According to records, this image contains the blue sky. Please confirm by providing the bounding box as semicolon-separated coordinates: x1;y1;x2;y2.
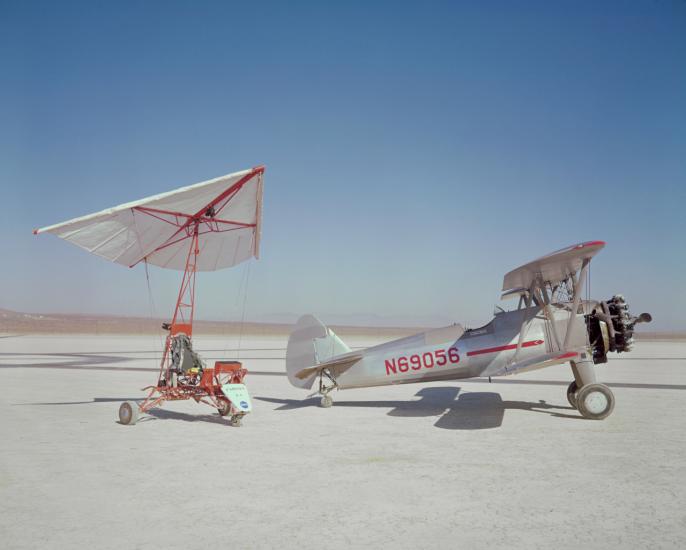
1;1;684;329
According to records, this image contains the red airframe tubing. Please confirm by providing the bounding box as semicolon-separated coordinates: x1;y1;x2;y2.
138;205;251;416
138;167;265;409
153;223;200;387
170;224;200;335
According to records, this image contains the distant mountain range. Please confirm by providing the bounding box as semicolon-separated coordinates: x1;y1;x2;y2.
1;307;678;339
0;307;424;338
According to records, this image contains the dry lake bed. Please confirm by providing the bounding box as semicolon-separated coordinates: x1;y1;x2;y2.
1;333;685;549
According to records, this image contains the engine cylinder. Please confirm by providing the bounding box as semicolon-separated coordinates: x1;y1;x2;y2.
586;294;645;363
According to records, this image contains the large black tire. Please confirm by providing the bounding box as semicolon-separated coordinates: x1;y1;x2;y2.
118;401;139;425
567;381;579;409
576;384;615;420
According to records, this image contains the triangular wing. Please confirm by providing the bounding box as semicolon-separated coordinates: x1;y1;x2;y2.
34;166;264;272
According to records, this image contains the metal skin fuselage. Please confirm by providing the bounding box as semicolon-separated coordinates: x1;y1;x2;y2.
332;305;586;390
287;242;651;421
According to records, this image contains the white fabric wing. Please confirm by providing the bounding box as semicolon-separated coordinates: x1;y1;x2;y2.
502;241;605;292
35;167;264;272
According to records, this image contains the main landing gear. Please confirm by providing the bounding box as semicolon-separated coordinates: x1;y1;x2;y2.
567;360;615;420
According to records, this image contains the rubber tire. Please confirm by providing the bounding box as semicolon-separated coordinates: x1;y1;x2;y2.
567;381;579;409
217;398;231;417
119;401;139;425
230;415;243;427
320;395;333;408
576;384;615;420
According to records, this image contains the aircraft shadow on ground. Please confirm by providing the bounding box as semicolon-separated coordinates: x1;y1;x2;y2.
256;386;581;430
139;408;230;425
20;397;233;426
22;389;580;429
17;397;143;406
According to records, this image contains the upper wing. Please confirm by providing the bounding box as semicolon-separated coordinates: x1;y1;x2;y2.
502;241;605;293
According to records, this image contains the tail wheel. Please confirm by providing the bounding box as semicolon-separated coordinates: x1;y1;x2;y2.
320;395;333;408
217;398;232;417
118;401;139;425
576;384;615;420
566;381;579;409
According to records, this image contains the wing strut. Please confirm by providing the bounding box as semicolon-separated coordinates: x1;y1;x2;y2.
562;258;589;350
535;277;562;351
511;285;534;364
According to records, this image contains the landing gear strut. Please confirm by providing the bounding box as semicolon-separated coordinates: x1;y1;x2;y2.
317;369;337;408
566;381;579;408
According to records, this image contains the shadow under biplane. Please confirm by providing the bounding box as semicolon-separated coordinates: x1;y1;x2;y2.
256;386;580;430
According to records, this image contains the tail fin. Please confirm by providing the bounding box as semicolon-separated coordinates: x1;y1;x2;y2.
286;314;351;389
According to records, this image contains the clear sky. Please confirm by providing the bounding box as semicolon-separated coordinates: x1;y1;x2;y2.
1;1;684;330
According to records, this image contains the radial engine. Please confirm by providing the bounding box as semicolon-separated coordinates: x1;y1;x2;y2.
586;294;652;364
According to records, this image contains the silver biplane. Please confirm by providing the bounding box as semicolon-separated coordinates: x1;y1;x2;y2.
286;241;651;420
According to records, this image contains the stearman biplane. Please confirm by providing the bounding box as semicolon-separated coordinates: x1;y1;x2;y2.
286;241;651;420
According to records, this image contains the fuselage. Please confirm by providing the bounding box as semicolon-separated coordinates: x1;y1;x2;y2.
334;306;588;390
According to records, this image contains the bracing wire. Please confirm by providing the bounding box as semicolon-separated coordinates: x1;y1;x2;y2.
236;260;252;361
144;258;165;367
132;210;163;369
221;252;252;361
587;260;591;307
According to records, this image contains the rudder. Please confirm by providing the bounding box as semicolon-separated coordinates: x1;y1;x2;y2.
286;314;351;389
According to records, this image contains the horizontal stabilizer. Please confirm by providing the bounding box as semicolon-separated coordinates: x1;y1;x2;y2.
295;351;364;380
286;314;353;389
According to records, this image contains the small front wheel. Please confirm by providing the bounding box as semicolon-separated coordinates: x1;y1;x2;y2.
320;395;333;408
229;415;243;427
118;401;139;425
577;384;615;420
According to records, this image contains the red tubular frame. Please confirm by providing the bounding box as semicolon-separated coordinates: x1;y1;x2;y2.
136;166;264;416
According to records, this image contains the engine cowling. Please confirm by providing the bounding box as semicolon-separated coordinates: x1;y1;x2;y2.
585;295;652;364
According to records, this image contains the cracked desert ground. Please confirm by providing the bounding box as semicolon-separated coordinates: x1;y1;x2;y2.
1;333;685;549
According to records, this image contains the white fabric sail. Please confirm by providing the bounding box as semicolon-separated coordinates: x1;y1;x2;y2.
35;167;264;272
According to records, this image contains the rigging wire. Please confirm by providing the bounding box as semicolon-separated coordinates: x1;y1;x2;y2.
587;259;591;307
132;209;163;369
236;259;253;361
143;258;165;368
221;250;252;361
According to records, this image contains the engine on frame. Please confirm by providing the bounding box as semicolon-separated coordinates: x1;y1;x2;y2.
585;294;652;364
164;333;205;386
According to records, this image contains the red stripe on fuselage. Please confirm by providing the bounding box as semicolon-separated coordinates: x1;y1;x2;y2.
467;340;544;357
